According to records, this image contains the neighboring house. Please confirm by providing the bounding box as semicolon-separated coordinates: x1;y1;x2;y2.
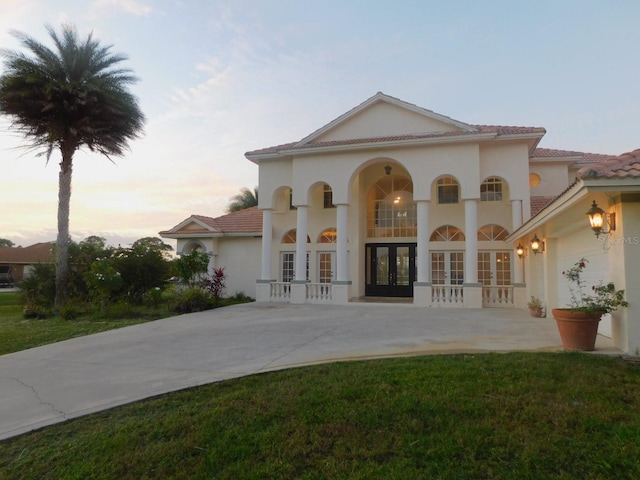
0;242;55;285
160;207;262;297
161;92;639;353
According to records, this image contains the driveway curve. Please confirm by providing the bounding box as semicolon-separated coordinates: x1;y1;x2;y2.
0;302;611;440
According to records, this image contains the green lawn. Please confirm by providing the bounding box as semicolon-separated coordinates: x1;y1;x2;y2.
0;291;174;356
1;353;639;479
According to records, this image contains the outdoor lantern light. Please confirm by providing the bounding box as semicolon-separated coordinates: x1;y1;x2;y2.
586;200;615;238
384;164;392;175
530;234;544;255
516;243;525;259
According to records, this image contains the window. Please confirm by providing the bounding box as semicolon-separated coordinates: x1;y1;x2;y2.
366;175;417;238
280;252;309;282
288;189;296;210
318;228;337;243
480;177;503;201
282;230;311;244
281;252;295;282
430;225;465;241
437;177;459;204
323;185;335;208
477;224;509;241
529;173;541;187
282;230;296;243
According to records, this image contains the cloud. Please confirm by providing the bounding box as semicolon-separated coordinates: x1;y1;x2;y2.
91;0;152;17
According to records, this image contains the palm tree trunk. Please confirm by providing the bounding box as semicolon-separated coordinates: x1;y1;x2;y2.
54;155;73;309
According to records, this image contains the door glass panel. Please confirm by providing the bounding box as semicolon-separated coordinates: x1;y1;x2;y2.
495;251;511;286
396;246;410;286
318;253;333;283
376;247;389;286
431;252;445;285
450;252;464;285
477;252;491;286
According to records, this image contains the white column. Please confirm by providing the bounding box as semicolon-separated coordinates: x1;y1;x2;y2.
295;205;308;281
416;200;430;283
260;209;273;280
512;199;523;230
336;204;349;282
464;199;478;284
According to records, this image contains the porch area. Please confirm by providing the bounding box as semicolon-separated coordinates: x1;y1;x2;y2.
259;281;526;308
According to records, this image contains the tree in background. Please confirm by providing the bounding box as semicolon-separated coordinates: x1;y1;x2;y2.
227;187;258;212
173;250;210;287
0;24;145;308
0;239;15;247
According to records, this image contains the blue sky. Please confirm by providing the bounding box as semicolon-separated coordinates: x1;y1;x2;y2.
1;0;638;248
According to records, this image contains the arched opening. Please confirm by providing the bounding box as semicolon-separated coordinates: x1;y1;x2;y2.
367;174;416;238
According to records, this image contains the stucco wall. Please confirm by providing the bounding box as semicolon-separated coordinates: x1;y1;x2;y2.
216;237;262;297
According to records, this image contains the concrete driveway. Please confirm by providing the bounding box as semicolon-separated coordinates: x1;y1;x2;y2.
0;302;615;441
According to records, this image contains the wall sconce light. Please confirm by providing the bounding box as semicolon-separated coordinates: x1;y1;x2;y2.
516;243;525;259
530;234;544;255
586;200;616;238
384;164;392;175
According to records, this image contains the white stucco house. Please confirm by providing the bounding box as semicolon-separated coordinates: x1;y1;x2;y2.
161;92;640;354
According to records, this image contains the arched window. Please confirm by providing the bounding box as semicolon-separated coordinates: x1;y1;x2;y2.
529;173;541;187
477;224;509;241
367;174;416;238
281;230;310;244
480;177;503;201
318;228;337;243
437;177;459;204
430;225;465;241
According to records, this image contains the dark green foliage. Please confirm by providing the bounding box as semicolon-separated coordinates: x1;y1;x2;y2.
0;24;145;307
227;186;258;212
18;262;56;309
173;250;210;287
111;239;171;304
0;238;15;247
169;287;213;313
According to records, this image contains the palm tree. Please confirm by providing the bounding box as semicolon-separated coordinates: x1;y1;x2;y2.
227;187;258;212
0;24;144;308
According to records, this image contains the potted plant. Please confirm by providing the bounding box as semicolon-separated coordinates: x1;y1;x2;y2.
552;258;628;351
527;296;544;317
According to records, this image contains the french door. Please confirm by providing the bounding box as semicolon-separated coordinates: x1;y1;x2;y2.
431;251;464;285
477;251;511;286
365;243;416;297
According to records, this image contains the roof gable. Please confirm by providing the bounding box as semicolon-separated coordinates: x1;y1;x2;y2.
299;92;475;145
160;207;262;238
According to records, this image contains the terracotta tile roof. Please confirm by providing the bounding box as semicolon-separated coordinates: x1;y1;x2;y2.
530;196;557;217
532;148;611;164
161;206;262;237
246;125;546;157
0;242;55;264
577;148;640;179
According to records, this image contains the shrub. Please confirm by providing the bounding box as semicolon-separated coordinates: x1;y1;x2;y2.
59;302;85;320
170;287;213;314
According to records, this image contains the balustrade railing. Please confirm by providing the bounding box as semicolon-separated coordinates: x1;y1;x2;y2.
270;282;291;301
432;285;464;306
306;282;332;303
482;285;514;307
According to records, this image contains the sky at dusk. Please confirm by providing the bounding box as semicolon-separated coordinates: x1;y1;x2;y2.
0;0;638;250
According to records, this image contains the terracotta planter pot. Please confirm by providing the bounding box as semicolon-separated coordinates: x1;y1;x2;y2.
552;308;603;351
529;307;543;318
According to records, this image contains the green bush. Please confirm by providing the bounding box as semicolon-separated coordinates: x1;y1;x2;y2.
59;302;86;320
170;287;213;314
